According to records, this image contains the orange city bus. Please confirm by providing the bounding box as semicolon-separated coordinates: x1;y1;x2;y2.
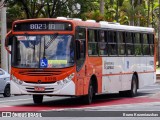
5;17;156;104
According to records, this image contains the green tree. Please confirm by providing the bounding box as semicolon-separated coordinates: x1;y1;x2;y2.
105;0;116;22
5;0;78;18
7;4;25;28
120;1;146;26
3;0;160;30
5;0;45;18
100;0;105;14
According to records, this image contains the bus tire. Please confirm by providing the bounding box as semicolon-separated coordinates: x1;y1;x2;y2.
3;85;11;97
33;95;43;104
127;75;138;97
83;81;94;104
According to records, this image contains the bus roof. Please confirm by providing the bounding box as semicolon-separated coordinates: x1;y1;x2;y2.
13;18;154;33
99;22;154;33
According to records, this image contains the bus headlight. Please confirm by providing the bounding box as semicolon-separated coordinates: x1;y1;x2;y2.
57;81;63;85
12;75;23;85
63;78;70;84
57;73;75;85
63;73;75;84
68;73;75;80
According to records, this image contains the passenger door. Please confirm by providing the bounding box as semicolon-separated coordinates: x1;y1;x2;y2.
76;27;86;95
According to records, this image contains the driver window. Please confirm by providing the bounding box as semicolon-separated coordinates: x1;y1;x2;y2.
76;27;86;71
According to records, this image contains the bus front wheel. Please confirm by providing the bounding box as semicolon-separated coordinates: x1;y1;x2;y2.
83;81;94;104
33;95;43;104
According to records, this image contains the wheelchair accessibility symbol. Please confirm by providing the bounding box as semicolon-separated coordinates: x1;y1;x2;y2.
40;58;48;68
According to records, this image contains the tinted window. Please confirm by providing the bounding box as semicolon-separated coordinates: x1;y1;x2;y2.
149;34;154;56
126;32;134;55
142;34;150;55
108;31;117;55
88;30;98;56
118;32;125;55
134;33;142;55
98;30;108;56
76;28;86;71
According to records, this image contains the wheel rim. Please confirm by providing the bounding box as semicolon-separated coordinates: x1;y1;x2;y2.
89;84;93;103
5;87;10;96
132;80;137;94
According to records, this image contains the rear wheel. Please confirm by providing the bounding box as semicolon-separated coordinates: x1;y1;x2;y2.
119;75;138;97
33;95;43;104
83;81;94;104
3;85;11;97
127;75;138;97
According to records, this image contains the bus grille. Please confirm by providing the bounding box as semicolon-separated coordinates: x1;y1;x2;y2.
19;71;61;76
24;81;56;84
26;87;54;93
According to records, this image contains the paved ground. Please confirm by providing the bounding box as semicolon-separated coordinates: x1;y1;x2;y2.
0;87;160;120
0;83;160;112
0;72;160;119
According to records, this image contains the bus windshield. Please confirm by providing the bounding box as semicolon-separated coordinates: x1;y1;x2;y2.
12;34;74;68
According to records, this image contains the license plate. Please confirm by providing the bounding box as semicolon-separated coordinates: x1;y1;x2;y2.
34;86;45;91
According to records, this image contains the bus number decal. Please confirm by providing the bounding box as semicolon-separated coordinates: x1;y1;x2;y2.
45;77;56;81
30;24;47;30
49;24;55;30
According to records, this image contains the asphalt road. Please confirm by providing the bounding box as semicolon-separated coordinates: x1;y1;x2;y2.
0;82;160;119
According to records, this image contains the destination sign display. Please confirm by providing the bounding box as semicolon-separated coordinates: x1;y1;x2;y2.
13;21;72;31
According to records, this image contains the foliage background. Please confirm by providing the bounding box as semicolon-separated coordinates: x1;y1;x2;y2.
2;0;160;65
4;0;160;33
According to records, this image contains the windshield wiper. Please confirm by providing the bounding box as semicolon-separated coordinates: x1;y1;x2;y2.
43;36;46;59
42;33;59;59
45;33;59;49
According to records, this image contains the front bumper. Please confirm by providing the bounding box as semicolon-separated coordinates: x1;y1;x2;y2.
11;80;75;96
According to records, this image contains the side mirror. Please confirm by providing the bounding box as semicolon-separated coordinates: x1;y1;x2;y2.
5;31;12;54
76;40;81;60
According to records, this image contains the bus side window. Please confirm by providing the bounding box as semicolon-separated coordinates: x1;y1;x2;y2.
108;31;117;56
88;30;98;56
149;34;154;56
126;32;134;55
98;30;108;56
134;33;142;55
142;33;150;55
118;32;125;55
